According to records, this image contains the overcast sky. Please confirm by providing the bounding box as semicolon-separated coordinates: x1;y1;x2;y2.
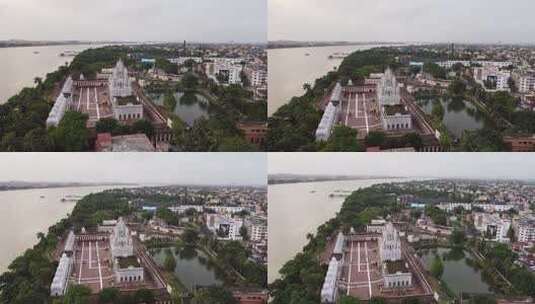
269;153;535;180
0;153;266;186
0;0;266;43
269;0;535;44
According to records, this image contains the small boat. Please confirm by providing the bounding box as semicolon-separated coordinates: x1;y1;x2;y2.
33;51;40;54
305;53;311;56
40;195;45;198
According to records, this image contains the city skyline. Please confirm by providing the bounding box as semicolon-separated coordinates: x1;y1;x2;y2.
0;0;267;43
269;153;535;180
0;153;267;186
269;0;535;44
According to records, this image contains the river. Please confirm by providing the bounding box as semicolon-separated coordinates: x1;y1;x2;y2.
0;185;129;272
268;177;414;283
0;44;107;104
268;44;398;116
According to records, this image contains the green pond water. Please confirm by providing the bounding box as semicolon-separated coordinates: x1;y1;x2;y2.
150;246;223;290
419;247;495;295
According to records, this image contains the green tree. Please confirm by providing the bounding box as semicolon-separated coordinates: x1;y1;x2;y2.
431;101;445;122
403;133;423;151
430;255;444;279
50;111;89;151
95;118;120;135
183;228;199;246
339;295;361;304
218;136;257;152
194;286;237;304
424;62;447;79
134;289;155;304
450;229;466;246
163;91;177;112
131;119;155;139
182;73;199;92
23;128;52;151
99;287;120;303
322;126;362;152
63;284;92;304
366;131;386;147
239;226;248;240
164;252;177;272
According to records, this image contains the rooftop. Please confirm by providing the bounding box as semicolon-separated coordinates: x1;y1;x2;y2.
383;104;409;116
116;95;141;106
111;134;155;152
117;256;141;269
385;260;409;274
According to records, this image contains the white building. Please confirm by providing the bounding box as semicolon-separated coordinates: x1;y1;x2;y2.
64;231;75;254
377;68;401;107
320;257;340;304
380;222;402;262
377;68;412;131
513;73;535;93
50;253;72;296
315;83;342;141
244;65;267;87
46;76;73;128
108;60;143;122
169;205;204;214
110;217;134;258
205;58;244;85
109;59;132;97
516;215;535;243
206;214;243;240
473;66;511;92
245;217;267;242
473;213;511;242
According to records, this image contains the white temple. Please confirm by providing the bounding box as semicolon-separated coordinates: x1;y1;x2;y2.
377;68;401;106
110;217;134;258
377;68;412;131
109;59;133;97
380;222;402;262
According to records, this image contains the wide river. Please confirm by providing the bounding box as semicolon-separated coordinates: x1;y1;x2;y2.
0;185;130;272
268;177;416;283
0;44;107;104
268;44;397;116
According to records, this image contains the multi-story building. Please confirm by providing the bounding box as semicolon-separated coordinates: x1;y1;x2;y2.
516;215;535;243
246;216;267;242
513;72;535;93
473;213;511;242
206;214;243;241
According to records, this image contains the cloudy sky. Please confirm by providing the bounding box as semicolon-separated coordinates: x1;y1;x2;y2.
269;0;535;43
0;153;266;186
0;0;266;43
269;153;535;180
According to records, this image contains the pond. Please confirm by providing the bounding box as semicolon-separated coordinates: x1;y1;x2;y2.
417;98;489;139
149;92;210;126
150;246;223;290
418;247;495;295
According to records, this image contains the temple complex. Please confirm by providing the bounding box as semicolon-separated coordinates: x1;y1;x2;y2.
320;221;433;303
